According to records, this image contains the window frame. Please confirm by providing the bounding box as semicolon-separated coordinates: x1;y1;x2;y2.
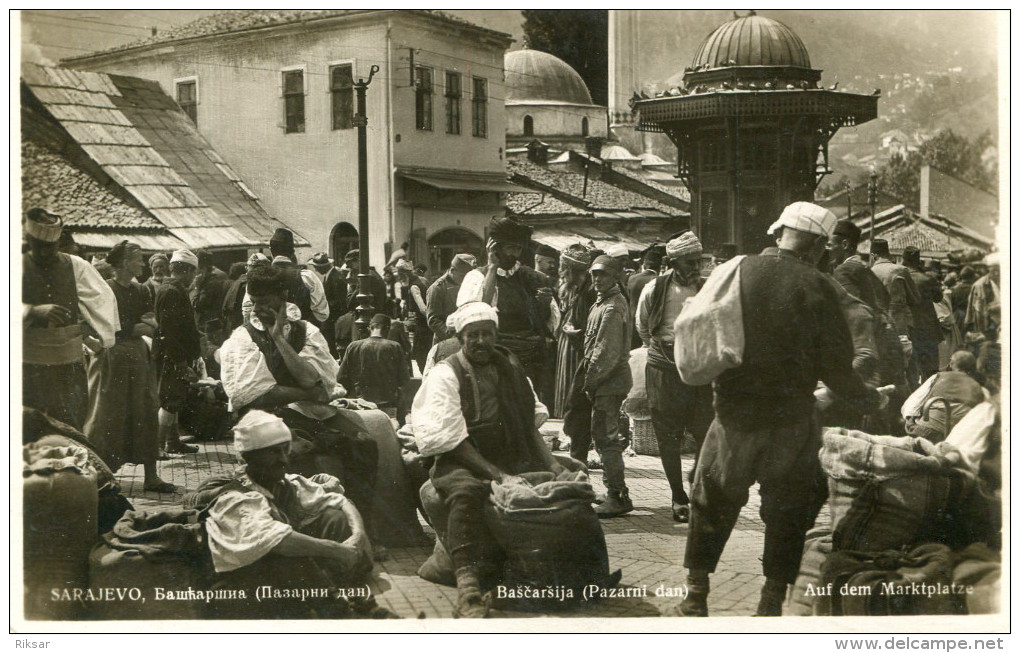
328;60;356;131
174;76;198;125
445;70;462;135
523;114;534;137
414;65;434;132
281;65;307;135
471;76;487;138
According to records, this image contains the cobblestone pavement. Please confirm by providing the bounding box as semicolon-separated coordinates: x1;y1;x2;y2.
119;418;830;620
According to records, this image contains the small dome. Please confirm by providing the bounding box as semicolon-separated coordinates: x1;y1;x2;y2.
692;14;811;70
505;49;593;105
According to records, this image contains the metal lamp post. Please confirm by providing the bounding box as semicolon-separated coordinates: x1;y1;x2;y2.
867;168;878;266
353;65;380;338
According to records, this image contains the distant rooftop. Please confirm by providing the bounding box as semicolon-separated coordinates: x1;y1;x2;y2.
63;10;511;61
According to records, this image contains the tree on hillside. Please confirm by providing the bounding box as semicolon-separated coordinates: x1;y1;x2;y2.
877;129;997;208
522;10;608;106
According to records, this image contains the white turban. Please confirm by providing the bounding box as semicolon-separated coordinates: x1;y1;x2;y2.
606;244;630;259
666;231;703;260
767;202;837;238
451;301;499;333
233;410;292;453
170;249;199;268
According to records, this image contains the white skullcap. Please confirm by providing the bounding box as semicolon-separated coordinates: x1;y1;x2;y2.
170;249;199;268
606;244;630;259
233;410;292;453
666;231;703;260
451;301;499;333
767;202;837;238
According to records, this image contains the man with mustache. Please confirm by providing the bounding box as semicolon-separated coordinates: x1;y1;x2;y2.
411;301;569;618
456;216;555;404
634;231;713;523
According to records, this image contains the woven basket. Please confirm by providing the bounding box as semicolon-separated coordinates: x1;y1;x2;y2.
629;417;659;456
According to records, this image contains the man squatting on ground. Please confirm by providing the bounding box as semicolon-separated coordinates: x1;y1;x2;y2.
411;301;571;618
678;202;890;618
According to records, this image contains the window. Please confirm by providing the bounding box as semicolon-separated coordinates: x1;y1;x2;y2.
330;64;354;130
415;66;433;131
177;80;197;124
523;115;534;137
581;116;589;137
283;70;305;134
445;71;461;135
471;76;487;138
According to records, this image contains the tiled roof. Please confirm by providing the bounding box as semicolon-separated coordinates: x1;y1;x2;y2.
614;167;691;203
507;159;685;216
505;192;590;217
530;220;679;254
22;63;302;250
63;10;509;60
22;139;159;231
853;206;994;256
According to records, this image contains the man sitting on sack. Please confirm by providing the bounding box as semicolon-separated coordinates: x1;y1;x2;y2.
219;264;379;544
199;410;385;619
411;301;571;618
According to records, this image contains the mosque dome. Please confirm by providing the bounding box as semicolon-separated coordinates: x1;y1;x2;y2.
505;49;594;105
691;13;811;70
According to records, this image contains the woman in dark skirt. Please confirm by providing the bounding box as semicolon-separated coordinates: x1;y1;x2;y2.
84;241;173;492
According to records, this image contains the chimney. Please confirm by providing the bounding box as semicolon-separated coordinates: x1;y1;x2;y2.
527;139;549;165
585;136;605;159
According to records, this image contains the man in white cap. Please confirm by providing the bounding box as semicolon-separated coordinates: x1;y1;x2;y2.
198;410;380;618
411;301;570;617
634;230;712;523
22;208;119;429
425;253;477;346
677;201;889;617
154;248;202;455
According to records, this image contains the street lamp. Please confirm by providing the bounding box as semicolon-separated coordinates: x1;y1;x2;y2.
867;168;878;266
353;64;380;338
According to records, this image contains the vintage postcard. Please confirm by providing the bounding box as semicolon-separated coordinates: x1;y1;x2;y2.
11;8;1008;639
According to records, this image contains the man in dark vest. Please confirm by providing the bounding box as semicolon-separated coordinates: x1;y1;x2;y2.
219;265;379;544
456;216;555;404
827;220;891;317
634;231;713;523
22;208;119;429
338;314;410;426
411;301;569;618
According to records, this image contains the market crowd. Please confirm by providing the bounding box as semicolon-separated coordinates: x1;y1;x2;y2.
22;202;1001;619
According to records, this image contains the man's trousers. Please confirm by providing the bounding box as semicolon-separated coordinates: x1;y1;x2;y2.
646;362;713;505
683;412;827;585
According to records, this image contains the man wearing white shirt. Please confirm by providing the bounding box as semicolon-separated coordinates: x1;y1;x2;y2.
411;302;567;618
22;208;119;429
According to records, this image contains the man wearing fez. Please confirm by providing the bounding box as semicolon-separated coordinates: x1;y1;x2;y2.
563;255;634;518
308;252;348;357
154;249;202;455
635;231;712;523
199;410;382;619
678;203;888;618
411;302;569;617
426;253;477;346
457;216;555;401
22;208;118;429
